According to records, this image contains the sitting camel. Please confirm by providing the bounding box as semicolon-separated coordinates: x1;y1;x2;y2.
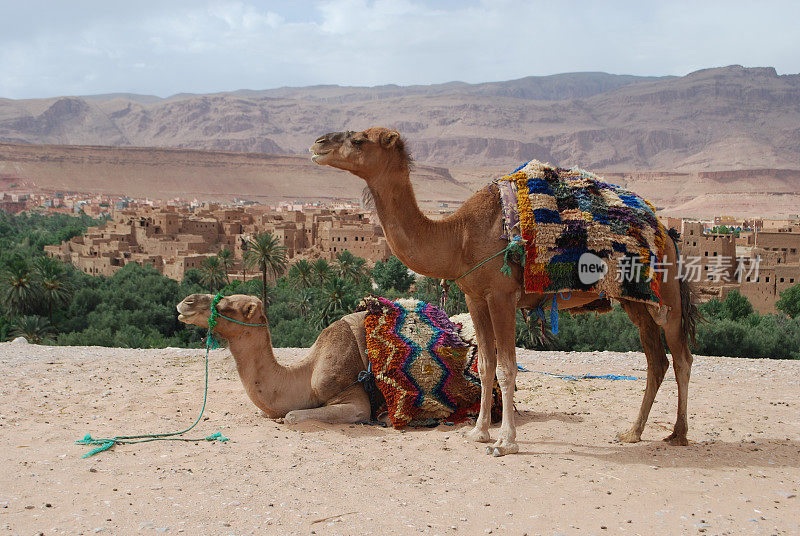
177;293;373;424
310;127;701;456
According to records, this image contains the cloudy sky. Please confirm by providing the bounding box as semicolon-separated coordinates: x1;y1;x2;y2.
2;0;799;99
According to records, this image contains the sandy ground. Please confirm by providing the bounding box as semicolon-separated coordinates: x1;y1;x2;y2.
1;341;799;536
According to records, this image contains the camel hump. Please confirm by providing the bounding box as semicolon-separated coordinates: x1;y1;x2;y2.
340;311;369;369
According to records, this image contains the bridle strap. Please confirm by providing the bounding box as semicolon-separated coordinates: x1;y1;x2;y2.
208;293;269;329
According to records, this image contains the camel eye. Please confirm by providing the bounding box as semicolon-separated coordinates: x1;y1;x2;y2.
351;138;364;147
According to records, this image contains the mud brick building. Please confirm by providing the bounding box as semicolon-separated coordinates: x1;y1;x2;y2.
665;219;800;314
45;205;392;281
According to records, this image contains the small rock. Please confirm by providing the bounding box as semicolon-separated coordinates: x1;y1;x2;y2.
11;336;28;344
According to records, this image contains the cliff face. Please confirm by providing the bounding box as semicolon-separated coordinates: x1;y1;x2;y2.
1;66;798;171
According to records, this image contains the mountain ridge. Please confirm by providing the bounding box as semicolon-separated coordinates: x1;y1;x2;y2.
2;65;799;217
6;65;798;171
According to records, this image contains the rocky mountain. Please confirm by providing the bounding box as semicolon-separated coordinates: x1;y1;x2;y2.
1;66;799;217
2;66;797;172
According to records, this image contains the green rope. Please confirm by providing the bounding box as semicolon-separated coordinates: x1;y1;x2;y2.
75;335;228;457
208;292;269;328
452;236;526;282
75;293;246;458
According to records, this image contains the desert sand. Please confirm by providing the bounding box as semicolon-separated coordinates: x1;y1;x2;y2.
1;340;798;536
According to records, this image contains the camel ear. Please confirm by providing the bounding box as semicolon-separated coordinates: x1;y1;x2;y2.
379;130;401;149
243;302;260;320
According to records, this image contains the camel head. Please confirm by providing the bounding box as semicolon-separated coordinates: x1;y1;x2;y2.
309;127;410;180
177;293;268;339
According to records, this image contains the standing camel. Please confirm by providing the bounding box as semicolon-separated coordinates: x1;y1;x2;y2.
310;127;700;456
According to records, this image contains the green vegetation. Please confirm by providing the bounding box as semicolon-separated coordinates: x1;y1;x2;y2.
2;209;798;359
710;225;741;237
517;289;800;359
372;256;415;294
776;284;800;319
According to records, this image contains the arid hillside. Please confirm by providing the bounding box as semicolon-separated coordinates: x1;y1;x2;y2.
2;65;798;170
0;143;471;209
1;65;799;216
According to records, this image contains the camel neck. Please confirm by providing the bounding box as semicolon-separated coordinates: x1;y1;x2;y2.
226;329;305;418
367;167;463;279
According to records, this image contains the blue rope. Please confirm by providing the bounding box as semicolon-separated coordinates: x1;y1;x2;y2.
530;371;639;381
517;365;638;380
550;295;559;335
511;160;532;173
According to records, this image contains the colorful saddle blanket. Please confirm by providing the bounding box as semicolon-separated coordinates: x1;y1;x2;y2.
356;296;500;428
496;160;668;304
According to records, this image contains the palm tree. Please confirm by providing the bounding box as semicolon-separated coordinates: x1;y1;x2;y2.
312;258;333;286
288;259;314;290
243;278;277;307
244;232;288;309
317;276;350;327
293;288;315;318
240;236;249;282
351;256;368;286
217;248;234;285
334;250;356;279
2;260;39;317
335;251;368;286
199;256;227;293
32;256;73;320
10;315;54;344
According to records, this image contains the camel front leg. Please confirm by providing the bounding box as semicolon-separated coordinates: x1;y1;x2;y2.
463;295;496;444
618;301;669;443
486;294;519;456
284;387;371;425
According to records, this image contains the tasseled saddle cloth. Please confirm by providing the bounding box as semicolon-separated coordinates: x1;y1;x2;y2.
496;160;668;304
356;296;501;428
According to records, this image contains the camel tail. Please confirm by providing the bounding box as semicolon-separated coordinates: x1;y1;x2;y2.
668;227;702;347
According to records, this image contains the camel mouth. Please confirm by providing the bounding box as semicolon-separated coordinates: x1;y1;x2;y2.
309;147;331;164
177;311;201;324
176;302;206;324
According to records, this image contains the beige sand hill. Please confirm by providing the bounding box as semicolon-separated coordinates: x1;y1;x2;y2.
1;341;798;535
0;143;471;210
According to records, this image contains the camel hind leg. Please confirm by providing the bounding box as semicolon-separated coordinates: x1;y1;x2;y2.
662;305;694;445
617;300;669;443
283;385;371;425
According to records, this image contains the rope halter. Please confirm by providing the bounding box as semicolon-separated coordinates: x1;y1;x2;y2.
208;292;269;329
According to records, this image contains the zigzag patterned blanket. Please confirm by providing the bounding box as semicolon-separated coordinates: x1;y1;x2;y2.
356;296;500;428
497;160;668;303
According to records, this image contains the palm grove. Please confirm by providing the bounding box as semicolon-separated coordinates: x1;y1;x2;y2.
2;210;799;358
